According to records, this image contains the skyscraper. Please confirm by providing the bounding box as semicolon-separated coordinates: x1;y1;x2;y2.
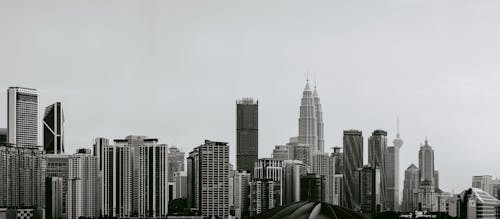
43;102;64;154
236;98;258;173
313;153;335;205
249;158;283;216
7;87;38;147
0;145;46;208
419;139;435;184
368;129;388;211
401;164;419;212
46;177;63;219
282;160;307;205
234;170;251;219
313;85;324;153
342;130;363;209
187;140;230;218
300;173;325;202
67;149;98;219
358;165;382;219
93;137;109;216
298;80;318;157
167;146;185;182
46;154;70;218
103;143;131;217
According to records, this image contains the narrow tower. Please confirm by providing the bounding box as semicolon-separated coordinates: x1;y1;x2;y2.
298;79;318;156
313;85;324;153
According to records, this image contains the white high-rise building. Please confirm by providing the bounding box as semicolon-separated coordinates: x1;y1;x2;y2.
187;140;230;218
67;149;98;219
103;144;131;217
313;85;324;153
419;139;435;184
7;87;38;147
93;137;109;216
234;170;251;219
312;153;335;205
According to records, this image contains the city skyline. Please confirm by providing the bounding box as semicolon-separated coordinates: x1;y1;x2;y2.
2;0;500;197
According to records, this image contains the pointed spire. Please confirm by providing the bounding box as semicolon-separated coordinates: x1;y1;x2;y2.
396;117;400;138
304;69;311;91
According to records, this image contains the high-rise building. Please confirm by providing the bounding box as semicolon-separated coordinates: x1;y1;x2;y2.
272;145;289;160
0;145;46;208
46;177;64;219
342;130;363;209
174;171;188;199
187;140;230;218
93;137;109;216
7;87;39;148
236;98;258;173
138;141;169;217
103;136;168;217
282;160;307;205
401;164;419;212
234;170;251;219
313;86;324;153
417;180;438;212
358;165;381;219
312;153;335;205
43;102;64;154
167;146;185;182
103;143;131;217
300;173;325;202
368;129;388;211
472;175;494;196
0;128;7;144
419;139;435;184
67;149;98;219
46;154;70;218
249;158;283;216
286;141;311;166
332;147;343;174
298;80;318;158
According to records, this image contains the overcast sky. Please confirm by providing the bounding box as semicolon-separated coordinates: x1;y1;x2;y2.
1;0;500;194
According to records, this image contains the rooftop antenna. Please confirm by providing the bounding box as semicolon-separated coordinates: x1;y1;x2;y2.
397;116;400;138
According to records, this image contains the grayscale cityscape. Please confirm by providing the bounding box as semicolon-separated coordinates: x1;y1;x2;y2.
1;1;500;219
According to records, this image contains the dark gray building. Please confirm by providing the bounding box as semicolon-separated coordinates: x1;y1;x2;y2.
368;129;388;211
236;98;258;173
43;102;64;154
0;128;6;144
342;130;363;210
358;165;381;219
300;173;325;202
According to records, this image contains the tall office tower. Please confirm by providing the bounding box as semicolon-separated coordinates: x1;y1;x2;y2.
187;140;230;218
138;141;169;217
368;129;388;211
112;135;152;215
313;153;336;204
46;177;63;219
0;128;7;144
300;173;325;202
417;180;438;212
313;86;325;153
174;171;188;199
386;146;397;211
272;145;289;160
234;171;251;219
93;137;109;216
282;160;307;205
167;146;185;182
236;98;258;173
332;147;343;174
0;146;46;208
434;170;440;189
401;164;420;212
298;80;318;158
43;102;64;154
103;144;131;217
46;154;70;218
334;174;343;205
67;149;98;219
7;87;38;147
358;165;382;219
472;175;494;195
342;130;363;209
419;139;435;183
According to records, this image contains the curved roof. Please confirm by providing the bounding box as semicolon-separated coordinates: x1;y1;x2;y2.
253;201;367;219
